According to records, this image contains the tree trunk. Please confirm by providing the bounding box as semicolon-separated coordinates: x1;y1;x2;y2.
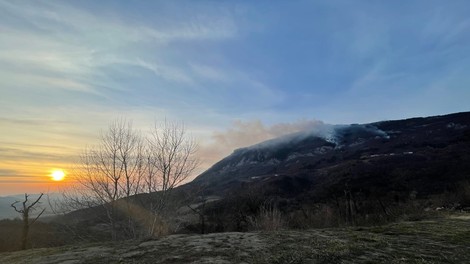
200;214;205;234
21;214;29;250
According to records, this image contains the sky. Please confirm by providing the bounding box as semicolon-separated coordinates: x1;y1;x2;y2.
1;0;469;195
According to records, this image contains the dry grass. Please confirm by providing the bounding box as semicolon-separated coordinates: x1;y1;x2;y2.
248;203;284;231
1;214;469;264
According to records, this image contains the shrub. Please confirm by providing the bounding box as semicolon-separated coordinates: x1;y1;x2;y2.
248;202;284;231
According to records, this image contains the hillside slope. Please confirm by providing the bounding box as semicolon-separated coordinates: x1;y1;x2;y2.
170;112;470;231
192;111;470;201
1;215;469;264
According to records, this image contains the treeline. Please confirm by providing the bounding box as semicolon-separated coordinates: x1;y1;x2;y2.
183;179;470;234
0;219;69;252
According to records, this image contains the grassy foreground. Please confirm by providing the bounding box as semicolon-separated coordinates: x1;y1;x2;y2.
1;215;469;264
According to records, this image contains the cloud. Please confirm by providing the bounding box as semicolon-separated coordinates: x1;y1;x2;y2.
134;59;195;84
0;147;77;163
0;0;285;136
0;0;239;99
0;169;19;177
0;1;237;44
0;117;70;126
0;0;286;124
190;63;230;82
197;119;324;171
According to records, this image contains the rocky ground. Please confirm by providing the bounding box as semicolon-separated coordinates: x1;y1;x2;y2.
1;215;469;264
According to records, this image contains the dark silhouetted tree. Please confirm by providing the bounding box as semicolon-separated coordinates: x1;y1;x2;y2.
11;193;45;250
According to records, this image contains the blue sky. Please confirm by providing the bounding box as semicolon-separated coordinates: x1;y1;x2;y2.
0;0;469;194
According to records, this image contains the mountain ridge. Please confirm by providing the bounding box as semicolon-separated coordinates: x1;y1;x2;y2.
186;111;470;227
193;111;469;187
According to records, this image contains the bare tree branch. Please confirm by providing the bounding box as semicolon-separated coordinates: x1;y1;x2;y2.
30;208;46;225
10;193;45;250
61;118;199;239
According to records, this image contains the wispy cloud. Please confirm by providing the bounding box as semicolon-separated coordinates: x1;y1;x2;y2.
0;0;239;99
190;63;230;83
133;59;195;84
0;147;77;163
0;0;286;120
0;169;20;177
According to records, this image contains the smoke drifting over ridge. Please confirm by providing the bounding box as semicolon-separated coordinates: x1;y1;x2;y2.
196;119;392;174
213;119;326;148
244;123;342;151
198;119;327;171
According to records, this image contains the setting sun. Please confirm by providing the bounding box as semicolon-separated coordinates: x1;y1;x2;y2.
50;170;65;181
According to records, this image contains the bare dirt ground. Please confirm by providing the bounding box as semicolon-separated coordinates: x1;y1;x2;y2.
1;215;469;264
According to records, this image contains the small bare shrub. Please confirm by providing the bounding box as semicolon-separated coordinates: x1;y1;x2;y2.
249;202;284;231
289;204;341;229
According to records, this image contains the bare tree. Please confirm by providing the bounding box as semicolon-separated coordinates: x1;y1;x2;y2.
67;119;145;239
63;119;199;239
146;120;199;212
144;120;199;236
11;193;45;250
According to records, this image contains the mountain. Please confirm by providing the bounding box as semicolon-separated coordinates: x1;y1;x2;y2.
186;112;470;230
194;111;470;195
0;196;18;219
0;193;62;220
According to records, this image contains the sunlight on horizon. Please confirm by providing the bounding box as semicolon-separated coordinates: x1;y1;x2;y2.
50;169;66;181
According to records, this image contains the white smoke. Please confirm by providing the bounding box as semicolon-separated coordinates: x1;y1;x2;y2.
198;119;390;173
198;119;327;170
245;123;342;150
